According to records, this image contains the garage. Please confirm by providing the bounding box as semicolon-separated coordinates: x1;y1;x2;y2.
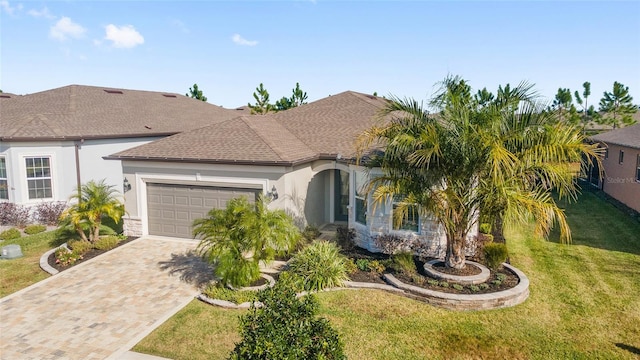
146;183;259;238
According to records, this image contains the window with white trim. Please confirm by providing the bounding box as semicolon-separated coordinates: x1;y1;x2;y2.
392;197;419;232
25;157;52;199
354;171;367;225
636;154;640;182
0;157;7;200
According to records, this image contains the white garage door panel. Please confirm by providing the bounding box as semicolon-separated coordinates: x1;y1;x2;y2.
147;183;259;238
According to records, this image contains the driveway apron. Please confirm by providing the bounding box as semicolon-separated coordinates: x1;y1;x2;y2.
0;237;207;360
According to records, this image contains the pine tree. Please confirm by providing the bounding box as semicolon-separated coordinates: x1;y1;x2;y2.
186;83;207;102
248;83;275;114
598;81;636;128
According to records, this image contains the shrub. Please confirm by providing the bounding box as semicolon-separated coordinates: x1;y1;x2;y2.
24;224;47;235
229;276;346;360
479;283;490;290
94;235;120;250
390;251;417;275
55;247;83;267
374;233;413;254
335;225;355;251
302;225;321;242
492;280;502;286
469;285;480;292
67;240;93;254
0;203;31;227
484;243;509;270
479;222;492;234
355;258;370;272
33;202;67;226
288;241;349;291
0;228;21;240
427;279;439;286
344;258;358;274
203;284;258;304
439;281;450;288
367;260;386;274
452;284;464;291
496;273;507;282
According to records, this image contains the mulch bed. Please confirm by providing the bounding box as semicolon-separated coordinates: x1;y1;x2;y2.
47;236;138;272
343;246;519;295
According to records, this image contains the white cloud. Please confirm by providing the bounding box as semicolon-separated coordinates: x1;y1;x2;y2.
28;6;55;19
0;1;22;15
92;39;102;46
104;24;144;48
232;33;258;47
50;17;86;41
171;19;189;34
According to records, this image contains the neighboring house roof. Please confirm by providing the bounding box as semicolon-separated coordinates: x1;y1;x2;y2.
108;91;390;166
0;85;242;141
590;123;640;150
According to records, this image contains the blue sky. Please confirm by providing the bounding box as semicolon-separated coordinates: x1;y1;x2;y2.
1;1;639;108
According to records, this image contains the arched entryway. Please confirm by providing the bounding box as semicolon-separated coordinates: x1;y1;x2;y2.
304;168;350;226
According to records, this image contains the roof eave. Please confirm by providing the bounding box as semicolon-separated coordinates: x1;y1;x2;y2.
0;132;179;142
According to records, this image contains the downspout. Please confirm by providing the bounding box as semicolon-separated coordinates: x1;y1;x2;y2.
75;139;83;196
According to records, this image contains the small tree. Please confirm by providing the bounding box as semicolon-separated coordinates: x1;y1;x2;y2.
59;180;124;243
193;196;300;287
248;83;275;114
598;81;636;128
186;83;207;102
229;274;346;360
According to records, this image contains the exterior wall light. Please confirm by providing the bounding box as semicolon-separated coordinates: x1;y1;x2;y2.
123;178;132;193
268;185;278;200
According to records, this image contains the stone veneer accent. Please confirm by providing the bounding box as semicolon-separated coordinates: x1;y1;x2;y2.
353;216;477;259
123;216;143;237
383;263;530;311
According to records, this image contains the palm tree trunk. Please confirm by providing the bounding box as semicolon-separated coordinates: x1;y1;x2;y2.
492;213;506;244
92;221;101;242
76;227;89;243
445;226;466;269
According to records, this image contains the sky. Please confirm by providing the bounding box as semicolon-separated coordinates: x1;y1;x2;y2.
1;1;639;109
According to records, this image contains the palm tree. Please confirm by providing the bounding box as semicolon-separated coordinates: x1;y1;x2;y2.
60;179;125;242
358;76;601;269
193;195;300;287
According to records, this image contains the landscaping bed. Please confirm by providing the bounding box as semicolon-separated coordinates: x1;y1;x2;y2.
46;236;138;272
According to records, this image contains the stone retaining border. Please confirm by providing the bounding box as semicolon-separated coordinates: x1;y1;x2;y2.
423;259;490;285
384;263;529;311
197;280;406;309
39;243;69;275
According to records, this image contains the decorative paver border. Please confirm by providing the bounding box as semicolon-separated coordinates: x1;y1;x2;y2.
383;263;529;311
39;243;68;275
423;259;490;285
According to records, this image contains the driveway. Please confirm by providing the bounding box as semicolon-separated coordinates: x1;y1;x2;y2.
0;236;214;360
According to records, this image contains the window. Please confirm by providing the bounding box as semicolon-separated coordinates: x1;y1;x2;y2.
25;157;52;199
0;157;7;200
619;150;624;164
354;171;367;225
636;155;640;182
392;201;419;232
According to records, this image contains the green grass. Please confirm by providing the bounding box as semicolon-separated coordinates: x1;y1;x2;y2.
134;191;640;359
0;230;58;297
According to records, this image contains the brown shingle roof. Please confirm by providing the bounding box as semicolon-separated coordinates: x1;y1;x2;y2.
109;91;389;166
590;123;640;150
0;85;241;140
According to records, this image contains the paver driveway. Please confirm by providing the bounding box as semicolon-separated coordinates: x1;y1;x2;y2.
0;236;211;360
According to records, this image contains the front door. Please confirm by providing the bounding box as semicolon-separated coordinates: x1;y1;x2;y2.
334;170;349;222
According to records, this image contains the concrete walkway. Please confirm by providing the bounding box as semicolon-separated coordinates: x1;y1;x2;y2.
0;236;214;360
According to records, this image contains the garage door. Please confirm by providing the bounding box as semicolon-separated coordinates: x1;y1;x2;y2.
147;183;259;238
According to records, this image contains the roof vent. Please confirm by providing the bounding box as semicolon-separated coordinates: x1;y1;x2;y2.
104;89;124;94
145;125;152;129
366;95;376;100
162;94;177;98
0;95;10;98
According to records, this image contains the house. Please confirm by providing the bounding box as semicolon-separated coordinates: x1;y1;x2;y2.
589;123;640;213
107;91;454;256
0;85;245;206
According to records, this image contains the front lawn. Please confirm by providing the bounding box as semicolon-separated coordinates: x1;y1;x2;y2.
134;191;640;359
0;230;58;297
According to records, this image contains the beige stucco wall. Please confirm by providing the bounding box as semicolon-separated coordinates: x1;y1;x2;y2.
601;144;640;213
